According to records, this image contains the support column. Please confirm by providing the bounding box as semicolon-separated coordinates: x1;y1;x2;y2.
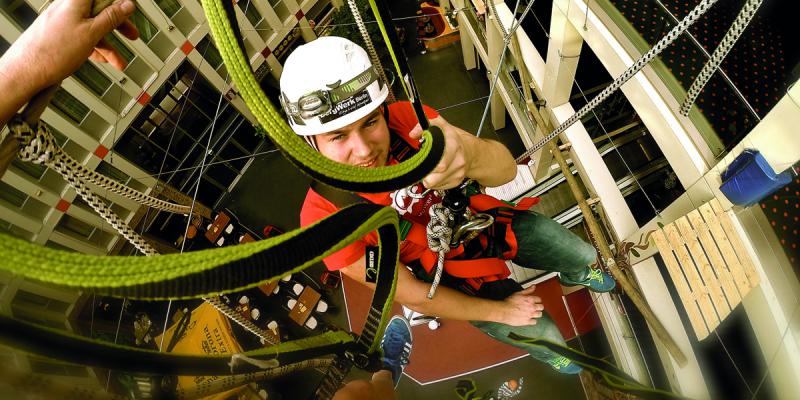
532;0;583;181
460;20;477;70
486;5;506;131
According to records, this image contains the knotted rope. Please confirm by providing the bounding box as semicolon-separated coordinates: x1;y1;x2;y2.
10;117;192;215
9;117;278;345
426;203;454;299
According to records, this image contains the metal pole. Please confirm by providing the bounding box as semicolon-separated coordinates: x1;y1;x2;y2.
548;141;687;366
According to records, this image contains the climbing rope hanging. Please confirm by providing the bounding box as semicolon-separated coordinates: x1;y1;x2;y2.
679;0;764;116
346;0;396;103
515;0;721;163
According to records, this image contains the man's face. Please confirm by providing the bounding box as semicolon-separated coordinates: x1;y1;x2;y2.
314;107;390;168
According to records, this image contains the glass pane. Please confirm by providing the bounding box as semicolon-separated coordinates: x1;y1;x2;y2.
45;240;74;252
0;36;9;56
0;180;26;207
44;122;69;146
51;89;89;123
106;34;135;63
130;9;158;43
12;289;70;313
73;63;112;96
269;0;290;22
11;158;46;180
155;0;181;18
0;0;37;29
96;161;131;184
56;214;95;238
196;37;223;70
239;0;262;27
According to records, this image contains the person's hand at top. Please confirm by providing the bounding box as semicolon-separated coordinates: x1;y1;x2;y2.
2;0;139;91
408;115;517;190
0;0;139;177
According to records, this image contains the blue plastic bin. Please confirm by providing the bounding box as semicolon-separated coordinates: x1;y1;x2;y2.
719;149;793;207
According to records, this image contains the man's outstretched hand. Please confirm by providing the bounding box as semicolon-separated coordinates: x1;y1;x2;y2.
498;285;545;327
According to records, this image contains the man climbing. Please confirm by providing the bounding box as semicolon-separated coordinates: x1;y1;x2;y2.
281;36;616;375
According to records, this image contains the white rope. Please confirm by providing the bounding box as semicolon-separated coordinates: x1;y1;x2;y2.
679;0;763;116
9;119;192;214
516;0;720;163
426;203;454;299
9;118;277;345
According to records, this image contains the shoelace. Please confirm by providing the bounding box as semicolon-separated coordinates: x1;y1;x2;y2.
381;332;411;363
587;268;605;284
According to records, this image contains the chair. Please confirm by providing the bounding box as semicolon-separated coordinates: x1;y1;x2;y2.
267;320;279;332
281;274;292;282
316;300;329;313
292;283;305;296
272;285;280;295
286;298;297;310
305;316;318;330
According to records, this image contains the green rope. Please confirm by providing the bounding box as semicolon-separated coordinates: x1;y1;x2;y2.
0;204;396;299
507;333;687;399
0;313;353;376
201;0;444;192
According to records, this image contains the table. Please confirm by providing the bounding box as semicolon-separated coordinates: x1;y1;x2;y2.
205;212;230;243
289;286;321;326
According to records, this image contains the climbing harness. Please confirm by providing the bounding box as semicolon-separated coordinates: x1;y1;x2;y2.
516;0;721;163
679;0;764;116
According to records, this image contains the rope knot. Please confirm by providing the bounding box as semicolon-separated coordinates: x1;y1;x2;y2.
10;117;57;165
426;203;454;299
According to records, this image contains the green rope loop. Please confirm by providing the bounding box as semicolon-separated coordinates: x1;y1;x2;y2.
201;0;444;193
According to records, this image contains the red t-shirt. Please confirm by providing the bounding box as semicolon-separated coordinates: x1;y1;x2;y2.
300;101;440;271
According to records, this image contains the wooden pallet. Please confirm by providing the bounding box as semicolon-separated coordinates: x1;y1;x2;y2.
651;198;760;340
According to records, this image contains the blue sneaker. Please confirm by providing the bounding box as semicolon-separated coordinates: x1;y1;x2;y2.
380;316;413;388
545;356;583;374
559;268;616;293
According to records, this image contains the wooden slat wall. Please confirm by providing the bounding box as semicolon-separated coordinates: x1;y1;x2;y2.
651;199;760;340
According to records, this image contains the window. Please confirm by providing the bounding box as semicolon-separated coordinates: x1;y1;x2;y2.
45;240;74;252
11;160;46;180
96;161;131;184
269;0;290;22
105;34;135;64
0;180;27;207
73;62;112;96
155;0;181;18
1;36;9;56
196;37;224;70
0;0;37;29
130;9;158;43
51;89;90;123
12;289;71;313
239;0;263;27
56;214;96;238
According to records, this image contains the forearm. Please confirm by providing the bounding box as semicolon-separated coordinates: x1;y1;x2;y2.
0;48;44;128
395;267;505;323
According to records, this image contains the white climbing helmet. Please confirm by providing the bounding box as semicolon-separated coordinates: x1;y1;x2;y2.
279;36;388;136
